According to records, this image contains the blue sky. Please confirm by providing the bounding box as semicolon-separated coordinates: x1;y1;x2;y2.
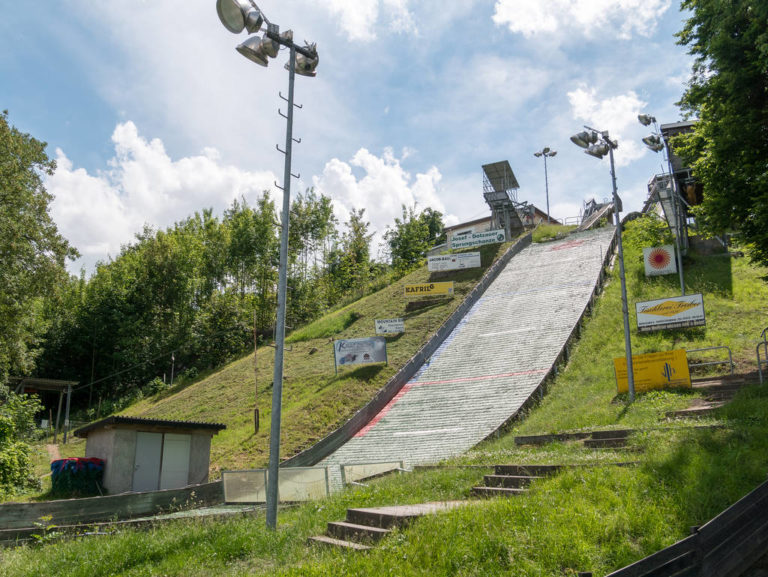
1;1;693;272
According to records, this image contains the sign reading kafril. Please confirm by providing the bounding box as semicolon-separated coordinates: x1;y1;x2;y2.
375;318;404;334
334;337;387;367
449;229;506;250
635;294;706;332
404;282;454;297
428;252;481;272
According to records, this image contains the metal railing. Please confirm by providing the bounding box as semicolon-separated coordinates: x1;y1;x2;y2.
686;346;734;376
758;328;768;384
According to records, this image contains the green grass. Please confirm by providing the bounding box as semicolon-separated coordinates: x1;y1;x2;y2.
532;224;577;243
6;222;768;576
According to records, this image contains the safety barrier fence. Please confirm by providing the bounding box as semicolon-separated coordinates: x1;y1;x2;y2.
602;478;768;577
222;467;330;503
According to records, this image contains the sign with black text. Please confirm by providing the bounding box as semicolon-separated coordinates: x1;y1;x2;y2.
636;294;706;332
428;252;481;272
449;229;506;250
375;318;404;334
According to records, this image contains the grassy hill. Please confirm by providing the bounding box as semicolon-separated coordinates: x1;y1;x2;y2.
117;240;517;473
6;222;768;576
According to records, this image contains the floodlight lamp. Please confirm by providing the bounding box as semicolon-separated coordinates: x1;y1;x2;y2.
637;114;656;127
287;43;319;77
237;35;269;66
542;147;551;154
534;152;543;157
585;143;610;159
570;130;597;149
549;150;557;157
642;134;662;148
217;0;264;34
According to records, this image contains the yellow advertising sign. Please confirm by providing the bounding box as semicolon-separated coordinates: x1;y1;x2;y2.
404;282;454;297
614;349;691;394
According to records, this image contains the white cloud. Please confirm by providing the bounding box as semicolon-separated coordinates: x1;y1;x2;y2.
493;0;671;39
324;0;415;41
312;148;451;257
48;122;276;272
567;86;647;166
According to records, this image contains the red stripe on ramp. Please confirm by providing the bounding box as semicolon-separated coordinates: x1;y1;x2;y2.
353;368;548;438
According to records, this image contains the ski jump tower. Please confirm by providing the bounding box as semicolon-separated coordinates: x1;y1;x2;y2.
482;160;526;240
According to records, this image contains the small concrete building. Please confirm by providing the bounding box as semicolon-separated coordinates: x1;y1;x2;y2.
74;416;226;494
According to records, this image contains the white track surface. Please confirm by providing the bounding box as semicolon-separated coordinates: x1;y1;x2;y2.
321;227;616;487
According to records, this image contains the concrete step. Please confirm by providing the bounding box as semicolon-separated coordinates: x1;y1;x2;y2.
483;474;540;488
514;432;592;446
590;429;632;440
584;437;628;449
472;486;527;498
327;521;391;543
666;402;725;419
307;535;372;551
346;502;465;530
495;464;562;477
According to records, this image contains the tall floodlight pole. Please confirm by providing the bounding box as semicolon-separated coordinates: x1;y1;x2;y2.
216;0;319;529
570;126;635;401
534;147;557;224
639;114;686;295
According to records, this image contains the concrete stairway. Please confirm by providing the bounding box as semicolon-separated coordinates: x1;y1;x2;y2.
308;502;465;551
471;464;560;498
665;374;754;419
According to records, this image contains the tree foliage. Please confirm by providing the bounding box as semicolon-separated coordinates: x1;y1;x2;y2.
384;205;444;275
0;111;77;385
674;0;768;268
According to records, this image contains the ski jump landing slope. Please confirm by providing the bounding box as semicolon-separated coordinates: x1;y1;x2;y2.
321;226;616;478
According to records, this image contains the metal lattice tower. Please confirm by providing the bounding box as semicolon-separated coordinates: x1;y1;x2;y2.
481;161;525;239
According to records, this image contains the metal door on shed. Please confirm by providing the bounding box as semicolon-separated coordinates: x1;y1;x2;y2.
159;433;191;490
132;432;163;491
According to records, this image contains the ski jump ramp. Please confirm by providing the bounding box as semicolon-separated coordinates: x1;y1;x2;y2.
315;227;616;484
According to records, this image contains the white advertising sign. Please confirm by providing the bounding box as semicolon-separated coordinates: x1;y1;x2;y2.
375;318;404;334
334;337;387;367
643;245;678;276
449;229;506;250
428;252;482;272
636;293;706;332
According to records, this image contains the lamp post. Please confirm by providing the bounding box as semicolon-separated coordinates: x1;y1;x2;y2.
533;147;557;224
638;114;686;296
216;0;318;530
570;126;635;401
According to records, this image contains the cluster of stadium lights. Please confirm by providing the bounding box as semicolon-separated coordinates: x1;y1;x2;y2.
216;0;318;75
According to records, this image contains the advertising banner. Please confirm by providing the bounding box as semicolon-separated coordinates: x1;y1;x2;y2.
449;229;506;250
404;282;454;297
636;294;706;332
643;245;677;276
375;318;404;334
334;337;387;367
614;349;691;393
428;252;482;272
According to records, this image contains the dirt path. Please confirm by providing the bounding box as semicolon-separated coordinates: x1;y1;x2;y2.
46;444;61;461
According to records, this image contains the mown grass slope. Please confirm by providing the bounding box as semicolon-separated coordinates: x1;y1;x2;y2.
118;240;517;473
